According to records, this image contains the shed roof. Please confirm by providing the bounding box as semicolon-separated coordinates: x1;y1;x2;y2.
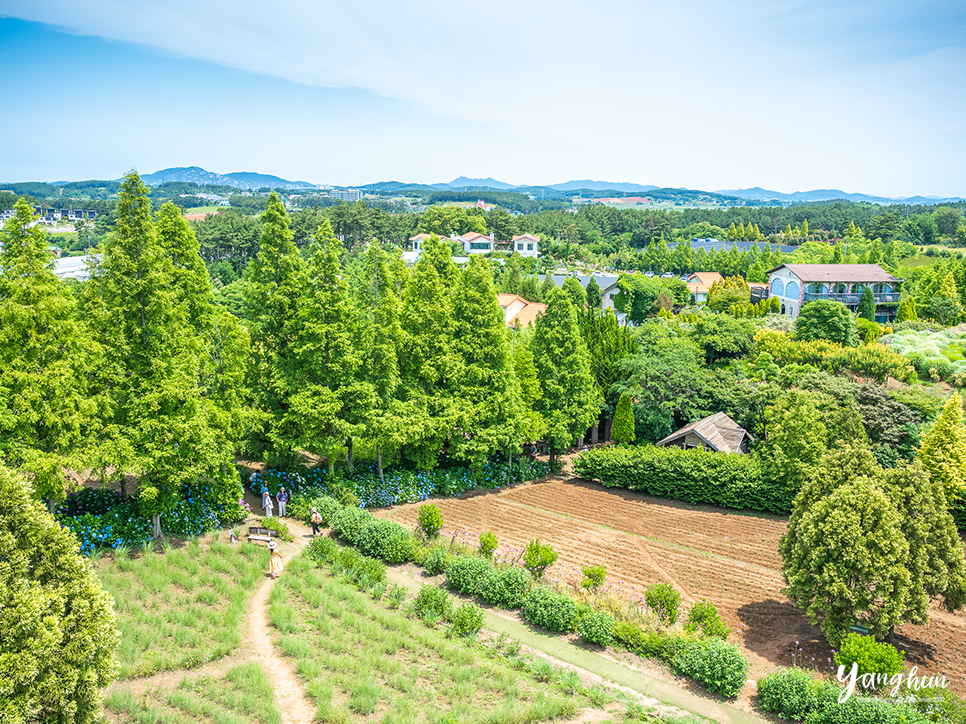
656;412;752;454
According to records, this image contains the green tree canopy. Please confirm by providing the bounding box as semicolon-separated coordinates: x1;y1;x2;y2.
780;446;966;646
611;392;635;444
0;199;99;510
706;275;750;312
690;314;754;364
585;276;602;309
449;255;527;466
794;299;858;346
562;275;587;310
0;464;118;724
857;286;876;321
917;392;966;503
532;289;601;466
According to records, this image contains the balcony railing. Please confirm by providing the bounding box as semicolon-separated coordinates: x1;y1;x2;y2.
803;292;900;305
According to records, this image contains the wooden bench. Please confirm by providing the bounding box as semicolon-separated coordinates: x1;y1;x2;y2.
246;526;280;545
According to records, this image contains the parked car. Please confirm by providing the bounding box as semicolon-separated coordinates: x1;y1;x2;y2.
660;272;675;279
644;271;655;278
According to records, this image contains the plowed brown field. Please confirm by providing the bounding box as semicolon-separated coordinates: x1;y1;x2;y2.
377;477;966;693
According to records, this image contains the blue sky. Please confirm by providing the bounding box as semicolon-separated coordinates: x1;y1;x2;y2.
0;1;963;197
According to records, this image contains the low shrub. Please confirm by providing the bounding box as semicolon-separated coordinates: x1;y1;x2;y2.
330;506;373;545
684;598;730;639
479;530;498;558
573;444;790;515
757;667;819;720
349;557;386;588
332;546;364;572
444;555;493;595
613;621;687;662
523;586;578;633
581;565;607;591
579;611;615;648
478;566;532;609
417;503;444;539
414;585;453;621
645;582;681;625
306;535;339;564
424;545;450;576
289;492;334;524
833;633;904;691
450;603;485;638
522;539;559;579
672;637;749;699
356;519;414;563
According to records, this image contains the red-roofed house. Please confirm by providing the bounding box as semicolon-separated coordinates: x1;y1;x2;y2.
496;293;546;329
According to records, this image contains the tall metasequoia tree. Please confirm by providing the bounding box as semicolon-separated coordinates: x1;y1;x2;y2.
84;172;217;537
0;199;98;511
283;220;364;471
531;289;601;468
244;192;306;463
357;241;406;482
448;255;527;467
399;235;459;469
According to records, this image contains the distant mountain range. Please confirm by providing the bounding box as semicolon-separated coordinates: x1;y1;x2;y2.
717;186;963;205
11;166;962;205
445;177;660;193
139;166;316;190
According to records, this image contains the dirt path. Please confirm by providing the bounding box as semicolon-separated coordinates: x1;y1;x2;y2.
107;522;317;724
248;567;317;724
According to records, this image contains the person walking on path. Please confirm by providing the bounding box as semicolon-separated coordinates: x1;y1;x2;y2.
276;487;289;517
263;491;273;518
310;507;322;537
267;540;283;579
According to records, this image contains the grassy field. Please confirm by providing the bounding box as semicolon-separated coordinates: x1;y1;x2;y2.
98;540;267;678
271;554;596;724
106;663;280;724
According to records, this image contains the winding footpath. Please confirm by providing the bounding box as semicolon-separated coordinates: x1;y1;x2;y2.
110;508;767;724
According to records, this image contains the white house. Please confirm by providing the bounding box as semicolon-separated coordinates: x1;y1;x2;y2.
456;231;496;255
511;234;540;258
766;264;903;322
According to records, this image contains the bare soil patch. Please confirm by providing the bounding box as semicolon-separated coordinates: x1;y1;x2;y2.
377;476;966;694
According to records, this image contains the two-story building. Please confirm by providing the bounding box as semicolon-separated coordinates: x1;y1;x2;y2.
766;264;902;323
457;231;496;255
511;234;540;258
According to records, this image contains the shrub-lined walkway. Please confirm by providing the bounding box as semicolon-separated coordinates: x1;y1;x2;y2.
279;514;768;724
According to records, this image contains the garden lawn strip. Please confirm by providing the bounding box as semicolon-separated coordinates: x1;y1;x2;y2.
382;566;767;724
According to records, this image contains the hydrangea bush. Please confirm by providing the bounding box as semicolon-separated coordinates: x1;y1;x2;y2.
257;457;550;512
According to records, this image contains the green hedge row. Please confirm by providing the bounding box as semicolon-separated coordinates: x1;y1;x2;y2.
573;445;794;515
